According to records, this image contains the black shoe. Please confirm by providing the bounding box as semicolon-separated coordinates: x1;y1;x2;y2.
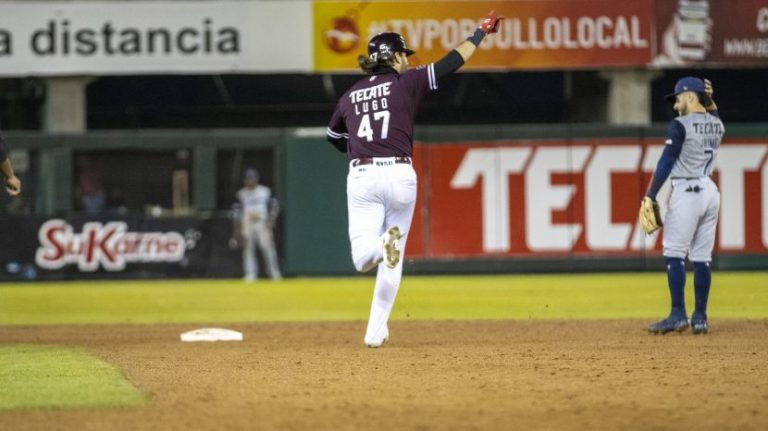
691;312;708;335
648;315;689;334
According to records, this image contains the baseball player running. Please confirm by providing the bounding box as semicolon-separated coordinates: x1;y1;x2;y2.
641;77;724;335
0;130;21;196
326;11;503;347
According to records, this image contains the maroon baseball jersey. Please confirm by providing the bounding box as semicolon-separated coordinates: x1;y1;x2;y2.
327;64;437;159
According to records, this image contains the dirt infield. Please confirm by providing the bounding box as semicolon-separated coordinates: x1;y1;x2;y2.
1;320;767;431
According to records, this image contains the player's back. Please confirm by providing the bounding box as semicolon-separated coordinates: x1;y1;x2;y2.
333;65;436;159
671;112;724;178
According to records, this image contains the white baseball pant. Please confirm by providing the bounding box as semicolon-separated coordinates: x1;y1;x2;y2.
347;158;417;344
663;177;720;262
242;221;282;280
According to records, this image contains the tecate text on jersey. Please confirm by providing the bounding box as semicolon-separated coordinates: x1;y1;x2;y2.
691;122;723;135
348;83;392;102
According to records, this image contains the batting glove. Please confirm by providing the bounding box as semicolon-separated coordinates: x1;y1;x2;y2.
479;10;504;35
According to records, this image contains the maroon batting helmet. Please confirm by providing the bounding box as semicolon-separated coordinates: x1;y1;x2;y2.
367;32;415;61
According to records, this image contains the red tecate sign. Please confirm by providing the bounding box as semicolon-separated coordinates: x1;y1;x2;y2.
405;139;768;258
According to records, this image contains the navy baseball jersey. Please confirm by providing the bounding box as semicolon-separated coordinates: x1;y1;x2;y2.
326;64;437;159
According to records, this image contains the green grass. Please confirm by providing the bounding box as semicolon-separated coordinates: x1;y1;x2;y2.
0;273;766;325
0;345;145;410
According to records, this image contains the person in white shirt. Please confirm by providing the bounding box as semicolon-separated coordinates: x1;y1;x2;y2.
231;168;282;281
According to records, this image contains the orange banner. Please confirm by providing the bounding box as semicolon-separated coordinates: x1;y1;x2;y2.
314;1;654;71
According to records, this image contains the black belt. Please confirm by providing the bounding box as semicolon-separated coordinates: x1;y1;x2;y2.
352;157;411;167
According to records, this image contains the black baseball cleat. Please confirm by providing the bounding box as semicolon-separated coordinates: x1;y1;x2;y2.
647;315;689;334
690;313;708;335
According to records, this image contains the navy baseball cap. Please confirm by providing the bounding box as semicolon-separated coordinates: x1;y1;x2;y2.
244;168;259;180
665;77;706;101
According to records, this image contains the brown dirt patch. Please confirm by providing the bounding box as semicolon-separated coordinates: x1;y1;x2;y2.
1;320;767;431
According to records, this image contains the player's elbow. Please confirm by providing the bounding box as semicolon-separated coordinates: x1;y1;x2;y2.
433;49;465;79
327;137;347;153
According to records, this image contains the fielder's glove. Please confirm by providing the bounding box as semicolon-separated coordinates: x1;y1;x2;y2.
638;197;663;235
479;10;504;34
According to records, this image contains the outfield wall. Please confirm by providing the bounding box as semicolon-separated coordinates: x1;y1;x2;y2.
285;124;768;275
1;124;767;280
